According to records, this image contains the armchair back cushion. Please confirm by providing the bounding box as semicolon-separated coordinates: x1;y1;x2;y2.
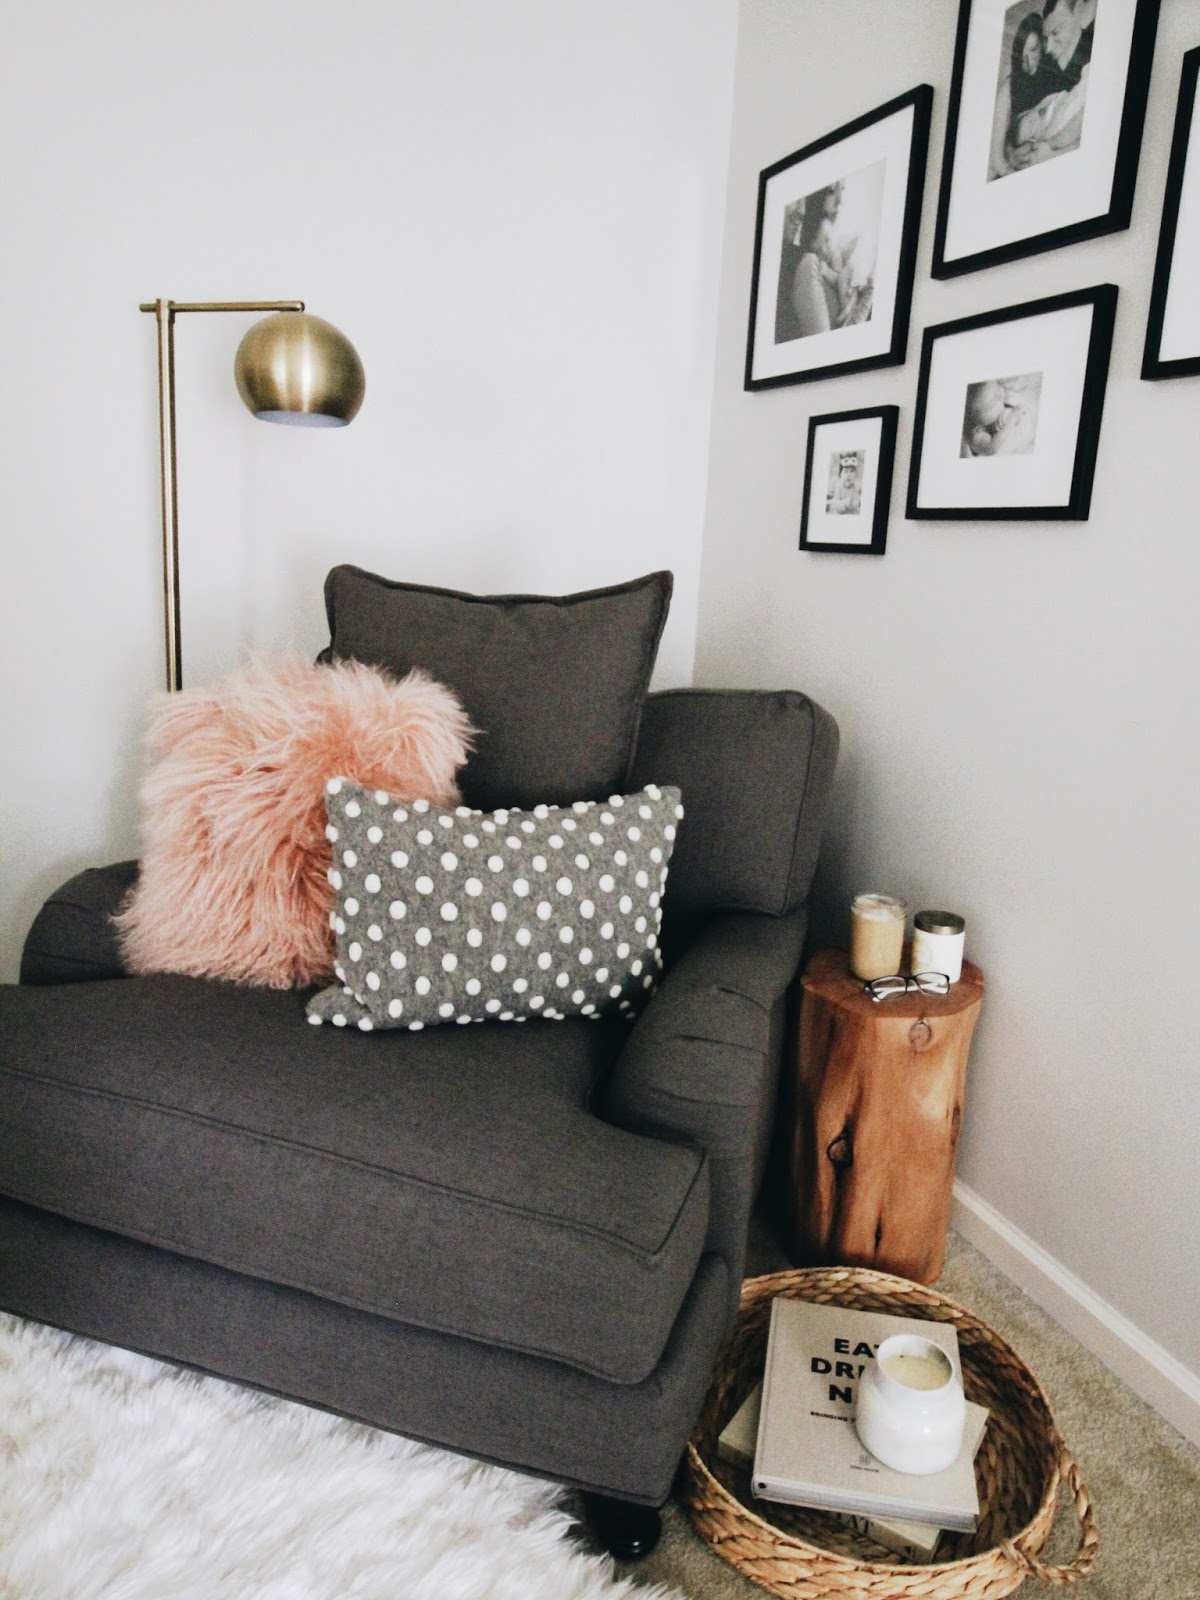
629;689;839;954
320;566;672;812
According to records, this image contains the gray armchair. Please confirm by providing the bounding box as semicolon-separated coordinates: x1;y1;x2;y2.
0;686;837;1554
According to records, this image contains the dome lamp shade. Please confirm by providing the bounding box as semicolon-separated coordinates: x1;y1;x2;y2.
234;311;365;427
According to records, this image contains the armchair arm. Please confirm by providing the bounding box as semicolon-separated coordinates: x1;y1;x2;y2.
600;906;808;1323
20;861;138;986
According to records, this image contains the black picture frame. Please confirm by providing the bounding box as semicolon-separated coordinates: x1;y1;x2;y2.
907;285;1117;520
1143;46;1200;379
744;86;932;390
799;406;898;554
931;0;1160;280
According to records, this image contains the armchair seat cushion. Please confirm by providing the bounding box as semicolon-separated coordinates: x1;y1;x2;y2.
0;976;709;1384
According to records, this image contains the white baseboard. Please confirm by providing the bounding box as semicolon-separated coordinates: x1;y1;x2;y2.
951;1180;1200;1451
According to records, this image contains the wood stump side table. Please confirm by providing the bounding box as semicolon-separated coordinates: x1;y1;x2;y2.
790;947;984;1284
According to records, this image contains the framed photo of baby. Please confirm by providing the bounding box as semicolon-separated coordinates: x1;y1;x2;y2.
745;87;932;389
799;406;898;554
907;285;1117;520
932;0;1160;278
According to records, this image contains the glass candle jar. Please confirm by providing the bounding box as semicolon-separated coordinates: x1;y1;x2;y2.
911;910;966;984
850;893;906;980
854;1333;967;1475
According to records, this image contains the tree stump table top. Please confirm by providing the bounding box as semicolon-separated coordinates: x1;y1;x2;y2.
801;946;985;1020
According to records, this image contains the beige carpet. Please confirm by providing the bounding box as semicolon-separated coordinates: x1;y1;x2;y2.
576;1224;1200;1599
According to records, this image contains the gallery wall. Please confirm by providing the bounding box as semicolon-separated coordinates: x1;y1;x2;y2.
697;0;1200;1416
0;0;737;981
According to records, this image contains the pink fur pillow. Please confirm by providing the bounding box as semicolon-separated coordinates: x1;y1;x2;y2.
114;656;473;988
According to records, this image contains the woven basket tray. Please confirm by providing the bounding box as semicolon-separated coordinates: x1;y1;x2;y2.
682;1268;1098;1599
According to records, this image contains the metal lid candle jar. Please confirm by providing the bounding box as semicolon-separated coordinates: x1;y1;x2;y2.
912;910;966;984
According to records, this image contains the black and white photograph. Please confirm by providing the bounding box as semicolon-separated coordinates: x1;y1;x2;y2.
960;371;1043;456
987;0;1094;181
799;406;897;554
1143;45;1200;379
774;165;884;344
932;0;1158;278
826;448;866;514
908;286;1117;520
746;87;931;389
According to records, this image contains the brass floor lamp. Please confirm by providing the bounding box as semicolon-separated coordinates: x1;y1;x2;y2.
140;299;366;691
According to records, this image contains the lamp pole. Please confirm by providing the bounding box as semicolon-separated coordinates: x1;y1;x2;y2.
139;299;307;692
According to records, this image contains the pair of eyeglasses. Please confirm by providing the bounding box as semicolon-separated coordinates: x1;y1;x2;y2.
864;971;950;1002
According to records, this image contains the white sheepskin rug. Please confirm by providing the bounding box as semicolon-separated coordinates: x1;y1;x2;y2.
0;1315;684;1600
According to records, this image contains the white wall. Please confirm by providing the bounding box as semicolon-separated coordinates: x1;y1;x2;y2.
697;0;1200;1385
0;0;737;981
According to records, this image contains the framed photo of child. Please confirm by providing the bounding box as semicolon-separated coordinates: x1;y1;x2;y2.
907;286;1117;520
745;87;932;389
931;0;1160;279
799;406;898;554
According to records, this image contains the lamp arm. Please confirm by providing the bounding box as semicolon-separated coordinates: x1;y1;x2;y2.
138;300;305;315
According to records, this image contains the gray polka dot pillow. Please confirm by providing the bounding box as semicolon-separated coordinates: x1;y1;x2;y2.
307;779;683;1032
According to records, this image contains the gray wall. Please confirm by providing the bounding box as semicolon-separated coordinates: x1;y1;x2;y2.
697;0;1200;1378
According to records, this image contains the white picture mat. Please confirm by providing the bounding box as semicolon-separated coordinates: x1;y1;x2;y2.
752;104;915;382
805;416;885;545
916;303;1095;509
1158;82;1200;362
942;0;1137;266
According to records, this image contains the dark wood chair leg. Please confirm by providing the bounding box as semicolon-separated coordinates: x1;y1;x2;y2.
582;1493;663;1558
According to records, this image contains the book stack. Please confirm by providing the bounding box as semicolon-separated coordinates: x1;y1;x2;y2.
717;1298;987;1564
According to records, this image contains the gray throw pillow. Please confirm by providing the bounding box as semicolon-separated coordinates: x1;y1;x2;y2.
308;779;683;1032
318;567;673;810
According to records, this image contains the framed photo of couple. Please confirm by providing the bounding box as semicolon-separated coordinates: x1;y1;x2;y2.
932;0;1160;278
907;285;1117;520
745;86;932;389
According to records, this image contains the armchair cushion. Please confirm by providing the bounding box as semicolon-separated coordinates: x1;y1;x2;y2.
629;688;838;955
0;975;709;1385
319;566;672;811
